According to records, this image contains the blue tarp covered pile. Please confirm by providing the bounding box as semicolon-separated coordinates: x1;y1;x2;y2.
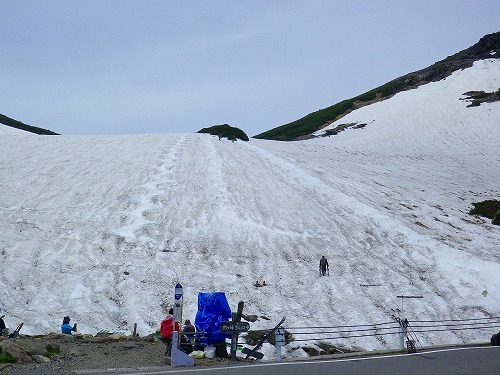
195;292;232;345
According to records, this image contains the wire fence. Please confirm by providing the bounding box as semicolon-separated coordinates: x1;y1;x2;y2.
174;317;500;349
276;316;500;343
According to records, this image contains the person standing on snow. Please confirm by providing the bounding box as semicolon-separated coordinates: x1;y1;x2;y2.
160;308;180;356
319;256;329;276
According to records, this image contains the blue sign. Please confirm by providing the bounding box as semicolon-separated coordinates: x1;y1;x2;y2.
175;283;183;300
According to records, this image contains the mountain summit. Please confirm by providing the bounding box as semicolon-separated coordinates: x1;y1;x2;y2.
254;31;500;141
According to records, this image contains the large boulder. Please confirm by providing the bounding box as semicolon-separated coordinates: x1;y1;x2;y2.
491;332;499;346
45;342;61;353
1;341;33;363
31;354;51;364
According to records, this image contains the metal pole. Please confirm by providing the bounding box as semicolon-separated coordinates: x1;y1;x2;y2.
398;318;405;350
174;283;184;350
275;326;284;361
231;312;237;361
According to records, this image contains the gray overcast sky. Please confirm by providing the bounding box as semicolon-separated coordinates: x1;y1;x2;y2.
1;0;498;136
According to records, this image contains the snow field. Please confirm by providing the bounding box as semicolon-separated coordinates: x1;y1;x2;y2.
0;60;499;358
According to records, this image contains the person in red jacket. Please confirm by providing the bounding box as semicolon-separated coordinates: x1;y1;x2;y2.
160;308;180;356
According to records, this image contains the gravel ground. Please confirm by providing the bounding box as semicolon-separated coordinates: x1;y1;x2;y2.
1;335;237;375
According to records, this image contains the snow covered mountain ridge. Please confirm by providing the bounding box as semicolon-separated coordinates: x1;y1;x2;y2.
0;63;499;357
255;31;500;141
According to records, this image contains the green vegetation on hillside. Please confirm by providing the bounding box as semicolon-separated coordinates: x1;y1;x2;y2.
463;88;500;107
469;200;500;219
254;31;500;141
0;113;59;135
198;124;249;141
0;353;16;364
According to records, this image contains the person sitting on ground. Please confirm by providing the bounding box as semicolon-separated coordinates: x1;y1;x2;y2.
183;319;196;338
160;308;180;356
61;316;77;335
181;319;196;354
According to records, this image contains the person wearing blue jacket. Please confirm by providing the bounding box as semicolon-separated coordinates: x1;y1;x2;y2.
61;316;77;335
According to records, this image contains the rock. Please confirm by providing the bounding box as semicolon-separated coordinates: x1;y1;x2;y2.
31;354;51;364
86;336;108;343
302;346;322;356
491;332;499;346
29;347;48;356
108;334;128;342
123;341;137;349
142;334;157;343
46;342;61;353
3;342;33;363
0;363;14;371
44;333;74;342
316;342;346;354
42;333;62;341
242;314;258;322
69;346;84;356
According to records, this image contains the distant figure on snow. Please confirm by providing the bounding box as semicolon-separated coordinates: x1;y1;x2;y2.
255;278;267;287
61;316;77;335
319;256;329;276
160;308;180;356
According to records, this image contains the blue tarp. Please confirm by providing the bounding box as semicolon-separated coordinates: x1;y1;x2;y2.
195;292;232;345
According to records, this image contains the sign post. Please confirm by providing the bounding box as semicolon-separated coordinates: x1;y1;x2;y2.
219;320;250;360
174;283;183;350
219;321;250;333
174;283;183;322
220;301;248;361
231;313;238;360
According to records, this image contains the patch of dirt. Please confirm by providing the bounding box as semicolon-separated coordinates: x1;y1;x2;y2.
0;334;249;375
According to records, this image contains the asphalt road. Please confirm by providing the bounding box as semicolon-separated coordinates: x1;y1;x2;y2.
74;346;499;375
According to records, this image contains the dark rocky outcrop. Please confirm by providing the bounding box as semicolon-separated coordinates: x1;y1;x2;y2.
0;113;59;135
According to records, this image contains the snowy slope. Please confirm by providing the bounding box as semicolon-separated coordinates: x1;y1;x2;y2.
0;60;499;356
